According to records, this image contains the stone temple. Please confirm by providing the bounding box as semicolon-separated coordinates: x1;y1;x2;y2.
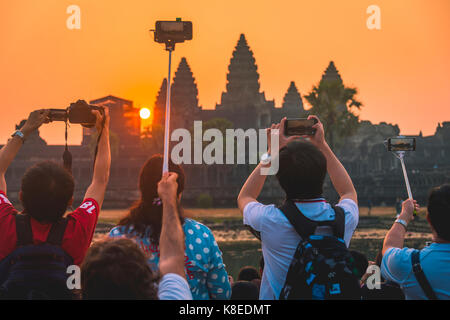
2;34;449;208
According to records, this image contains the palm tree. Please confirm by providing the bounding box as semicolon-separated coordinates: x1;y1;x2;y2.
304;62;362;150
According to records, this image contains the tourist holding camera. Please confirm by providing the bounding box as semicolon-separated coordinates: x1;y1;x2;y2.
381;185;450;300
237;116;360;300
0;107;111;299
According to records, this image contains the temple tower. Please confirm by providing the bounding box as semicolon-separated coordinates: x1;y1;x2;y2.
152;78;167;131
321;61;343;83
153;58;201;131
170;57;202;129
281;81;306;117
216;34;274;129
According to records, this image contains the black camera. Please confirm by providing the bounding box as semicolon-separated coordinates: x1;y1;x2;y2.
48;100;103;128
153;19;192;49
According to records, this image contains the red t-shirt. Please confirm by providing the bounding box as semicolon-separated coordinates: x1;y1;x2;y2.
0;190;99;265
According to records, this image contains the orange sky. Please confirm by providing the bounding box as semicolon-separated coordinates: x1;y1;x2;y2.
1;0;449;145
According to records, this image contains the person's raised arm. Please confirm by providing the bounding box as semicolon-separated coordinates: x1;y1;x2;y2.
307;115;358;205
237;118;299;212
382;199;418;255
83;108;111;208
158;172;186;277
0;110;50;193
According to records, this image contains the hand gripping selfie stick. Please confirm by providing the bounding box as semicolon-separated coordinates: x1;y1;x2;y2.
151;18;192;174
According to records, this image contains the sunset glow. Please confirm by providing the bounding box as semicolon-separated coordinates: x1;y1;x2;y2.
139;107;151;120
0;0;449;144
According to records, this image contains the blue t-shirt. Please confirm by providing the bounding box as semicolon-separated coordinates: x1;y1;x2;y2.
109;218;231;300
381;243;450;300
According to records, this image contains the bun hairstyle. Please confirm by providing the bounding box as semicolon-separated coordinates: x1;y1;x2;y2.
118;155;185;243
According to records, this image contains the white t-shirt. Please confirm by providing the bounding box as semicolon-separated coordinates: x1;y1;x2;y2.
243;198;359;300
157;273;193;300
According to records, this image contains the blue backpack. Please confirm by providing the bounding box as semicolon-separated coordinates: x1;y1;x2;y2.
0;214;74;299
278;200;361;300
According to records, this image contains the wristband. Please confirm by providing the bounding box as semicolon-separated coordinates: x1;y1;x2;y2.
260;152;271;166
11;130;25;143
395;218;408;230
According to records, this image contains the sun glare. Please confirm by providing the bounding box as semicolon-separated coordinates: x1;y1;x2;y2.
139;107;151;120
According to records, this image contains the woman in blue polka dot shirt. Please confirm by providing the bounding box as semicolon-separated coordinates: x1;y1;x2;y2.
109;155;231;300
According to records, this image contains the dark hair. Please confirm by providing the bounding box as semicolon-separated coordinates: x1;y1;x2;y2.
231;281;259;300
276;140;327;199
349;250;369;279
427;184;450;241
118;155;185;243
81;238;158;300
21;161;74;223
237;266;260;281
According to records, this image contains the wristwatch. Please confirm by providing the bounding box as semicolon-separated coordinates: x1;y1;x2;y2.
395;218;408;230
260;152;271;166
11;130;25;143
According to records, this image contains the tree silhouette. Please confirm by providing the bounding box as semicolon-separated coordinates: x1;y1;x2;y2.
304;63;362;150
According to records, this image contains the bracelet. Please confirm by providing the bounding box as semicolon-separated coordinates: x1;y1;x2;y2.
394;218;408;230
11;130;25;143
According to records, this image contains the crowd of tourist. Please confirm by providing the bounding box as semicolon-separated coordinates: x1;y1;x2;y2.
0;108;448;300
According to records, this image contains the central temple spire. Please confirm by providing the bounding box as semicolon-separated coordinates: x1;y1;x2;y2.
221;34;261;106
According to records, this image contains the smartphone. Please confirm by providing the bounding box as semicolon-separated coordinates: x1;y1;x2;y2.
387;137;416;152
284;118;318;136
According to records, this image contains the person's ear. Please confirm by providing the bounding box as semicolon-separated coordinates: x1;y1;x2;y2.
178;193;182;202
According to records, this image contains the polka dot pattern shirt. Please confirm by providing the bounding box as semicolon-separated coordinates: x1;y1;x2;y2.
109;218;231;300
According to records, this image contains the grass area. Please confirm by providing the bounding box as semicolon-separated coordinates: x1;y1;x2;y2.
98;206;430;229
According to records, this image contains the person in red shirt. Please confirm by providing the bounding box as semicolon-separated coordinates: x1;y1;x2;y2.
0;107;111;273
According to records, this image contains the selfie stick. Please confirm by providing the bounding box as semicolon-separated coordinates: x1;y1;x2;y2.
395;151;413;199
394;151;416;216
162;47;173;174
152;18;191;174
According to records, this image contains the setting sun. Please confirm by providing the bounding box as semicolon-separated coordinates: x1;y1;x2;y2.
139;107;151;120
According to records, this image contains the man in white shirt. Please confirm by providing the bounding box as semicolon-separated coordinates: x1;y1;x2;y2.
237;116;359;300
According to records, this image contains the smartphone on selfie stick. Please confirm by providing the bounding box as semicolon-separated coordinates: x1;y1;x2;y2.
151;18;192;174
385;136;417;216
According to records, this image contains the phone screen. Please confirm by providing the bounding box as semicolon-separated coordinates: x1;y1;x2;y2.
284;118;317;136
388;137;416;151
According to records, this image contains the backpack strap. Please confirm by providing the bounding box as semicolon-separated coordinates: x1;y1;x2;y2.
411;250;438;300
278;200;318;239
46;218;69;245
278;200;346;240
330;205;345;240
15;214;33;246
